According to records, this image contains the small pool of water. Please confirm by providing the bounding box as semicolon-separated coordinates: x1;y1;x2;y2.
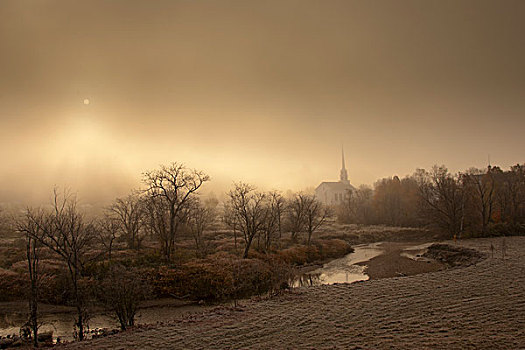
295;242;384;286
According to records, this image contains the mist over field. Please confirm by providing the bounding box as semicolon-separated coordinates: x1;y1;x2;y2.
2;0;525;205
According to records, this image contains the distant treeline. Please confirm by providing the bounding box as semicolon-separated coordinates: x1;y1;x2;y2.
337;164;525;238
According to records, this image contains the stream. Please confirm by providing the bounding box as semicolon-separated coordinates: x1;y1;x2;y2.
295;242;384;286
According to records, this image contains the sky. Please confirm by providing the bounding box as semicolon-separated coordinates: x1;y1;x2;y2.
1;0;524;205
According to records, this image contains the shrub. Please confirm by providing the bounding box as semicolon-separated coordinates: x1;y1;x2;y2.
95;265;150;330
277;239;353;265
0;270;27;301
487;223;525;237
145;254;294;302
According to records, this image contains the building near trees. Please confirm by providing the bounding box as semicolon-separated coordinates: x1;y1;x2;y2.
315;149;355;205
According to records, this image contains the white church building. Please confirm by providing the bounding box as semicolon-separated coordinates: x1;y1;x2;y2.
315;149;355;205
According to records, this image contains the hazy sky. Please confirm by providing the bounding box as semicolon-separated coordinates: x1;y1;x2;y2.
1;0;524;204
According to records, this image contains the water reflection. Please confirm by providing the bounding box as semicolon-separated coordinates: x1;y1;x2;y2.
294;273;321;287
0;311;116;342
400;242;433;261
295;242;384;286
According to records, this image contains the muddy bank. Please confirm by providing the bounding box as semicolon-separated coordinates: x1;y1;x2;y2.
423;243;486;267
356;242;444;279
356;241;488;279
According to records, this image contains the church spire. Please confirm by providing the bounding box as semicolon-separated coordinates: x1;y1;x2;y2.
340;146;349;184
341;146;346;170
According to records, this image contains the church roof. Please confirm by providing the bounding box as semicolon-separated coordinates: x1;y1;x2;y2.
316;181;355;191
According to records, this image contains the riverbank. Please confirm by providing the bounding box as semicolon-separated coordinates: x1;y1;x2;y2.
59;236;525;349
356;241;444;279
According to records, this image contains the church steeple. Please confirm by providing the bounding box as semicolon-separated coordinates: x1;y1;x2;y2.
340;147;349;184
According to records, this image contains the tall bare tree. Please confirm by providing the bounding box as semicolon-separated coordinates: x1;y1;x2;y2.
301;194;328;246
96;215;120;262
20;189;94;341
142;163;209;261
107;192;145;250
226;183;268;258
463;168;496;234
185;198;216;258
286;195;306;242
222;203;240;253
494;164;525;224
261;191;286;251
17;214;43;347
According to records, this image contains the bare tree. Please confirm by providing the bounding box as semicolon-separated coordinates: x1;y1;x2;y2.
337;185;375;225
222;203;240;253
17;213;44;347
301;194;329;246
107;192;145;250
226;183;268;258
142;163;209;261
21;189;94;341
185;199;216;258
263;191;286;250
463;168;496;234
96;215;120;262
494;164;525;224
286;195;305;242
373;176;402;225
415;166;465;238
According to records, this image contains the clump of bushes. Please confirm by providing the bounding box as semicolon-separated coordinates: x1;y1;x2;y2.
0;269;27;301
141;238;353;303
486;223;525;237
146;253;294;302
277;239;353;265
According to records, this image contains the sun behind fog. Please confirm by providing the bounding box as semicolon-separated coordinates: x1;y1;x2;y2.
83;99;90;105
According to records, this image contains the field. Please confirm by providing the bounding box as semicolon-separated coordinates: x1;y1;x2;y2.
59;236;525;349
